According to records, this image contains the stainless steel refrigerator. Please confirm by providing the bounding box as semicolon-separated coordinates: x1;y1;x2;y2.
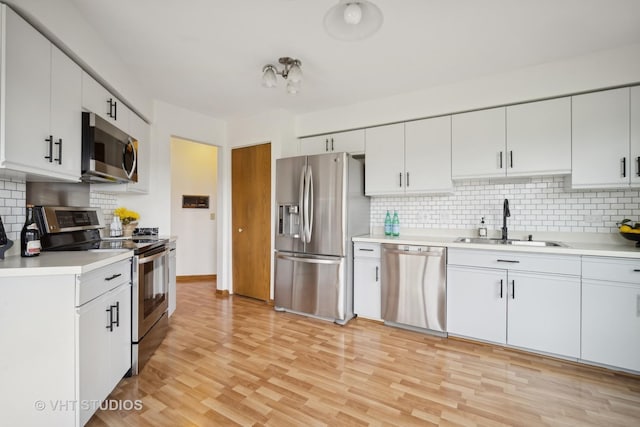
274;152;370;324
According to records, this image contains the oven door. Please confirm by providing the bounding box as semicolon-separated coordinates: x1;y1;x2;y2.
133;246;169;341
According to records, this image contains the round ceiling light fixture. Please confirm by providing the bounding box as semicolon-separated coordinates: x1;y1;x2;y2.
324;0;383;41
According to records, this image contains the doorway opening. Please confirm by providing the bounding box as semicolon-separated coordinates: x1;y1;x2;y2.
170;137;219;280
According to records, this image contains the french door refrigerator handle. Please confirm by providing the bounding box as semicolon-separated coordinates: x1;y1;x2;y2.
305;165;314;243
299;166;306;241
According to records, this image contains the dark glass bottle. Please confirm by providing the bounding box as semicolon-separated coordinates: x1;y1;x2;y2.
21;205;41;257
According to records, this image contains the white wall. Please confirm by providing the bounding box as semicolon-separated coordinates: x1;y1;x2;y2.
224;109;296;297
119;101;226;279
170;138;218;276
295;43;640;137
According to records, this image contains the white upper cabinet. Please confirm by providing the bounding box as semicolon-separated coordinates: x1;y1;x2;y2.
50;46;83;179
452;99;571;180
82;71;131;134
571;87;631;189
404;116;453;194
2;5;81;181
452;107;506;179
506;97;571;176
366;118;452;196
365;123;405;195
630;86;640;186
299;129;364;155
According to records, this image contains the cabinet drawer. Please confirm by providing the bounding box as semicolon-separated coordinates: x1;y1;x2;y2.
448;248;580;275
582;256;640;284
354;242;380;258
77;259;132;306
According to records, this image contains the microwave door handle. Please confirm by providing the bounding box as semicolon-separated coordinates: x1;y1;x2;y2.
122;138;137;179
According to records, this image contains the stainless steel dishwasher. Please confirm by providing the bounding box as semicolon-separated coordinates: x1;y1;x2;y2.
381;243;446;334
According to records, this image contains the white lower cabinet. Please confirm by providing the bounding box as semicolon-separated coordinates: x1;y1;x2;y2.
78;282;131;426
581;257;640;372
447;249;581;358
353;242;381;320
0;256;132;426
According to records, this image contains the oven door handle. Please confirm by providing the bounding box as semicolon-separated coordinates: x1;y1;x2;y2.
138;249;169;264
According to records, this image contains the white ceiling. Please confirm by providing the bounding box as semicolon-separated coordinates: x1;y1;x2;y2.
68;0;640;120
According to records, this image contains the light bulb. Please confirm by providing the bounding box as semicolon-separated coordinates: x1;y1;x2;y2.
288;63;302;83
286;80;300;95
343;3;362;25
262;66;277;88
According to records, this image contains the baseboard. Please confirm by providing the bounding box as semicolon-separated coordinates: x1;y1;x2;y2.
176;274;217;283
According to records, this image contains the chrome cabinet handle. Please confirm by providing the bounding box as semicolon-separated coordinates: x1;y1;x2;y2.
375;266;379;282
509;150;513;168
499;151;503;169
511;280;515;299
500;279;503;299
325;139;329;152
497;259;520;263
105;273;122;281
399;172;402;187
331;138;334;151
406;172;410;187
622;157;627;178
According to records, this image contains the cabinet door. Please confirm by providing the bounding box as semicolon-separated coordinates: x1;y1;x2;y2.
50;46;82;179
77;291;112;426
582;279;640;372
446;266;506;344
365;123;405;195
109;284;132;389
82;72;130;132
631;86;640;186
332;129;365;154
354;257;381;320
82;72;114;123
507;271;580;358
506;97;571;177
571;88;630;188
404;116;453;194
452;107;506;179
299;135;330;155
3;7;51;171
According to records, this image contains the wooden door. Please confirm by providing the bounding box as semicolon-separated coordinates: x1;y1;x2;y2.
232;143;271;301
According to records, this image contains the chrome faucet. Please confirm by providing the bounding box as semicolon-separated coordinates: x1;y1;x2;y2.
502;198;510;241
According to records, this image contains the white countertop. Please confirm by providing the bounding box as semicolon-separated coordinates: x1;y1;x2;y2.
0;251;133;277
354;233;640;259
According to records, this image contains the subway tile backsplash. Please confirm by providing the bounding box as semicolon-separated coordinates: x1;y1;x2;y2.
371;176;640;234
0;178;27;241
0;177;118;243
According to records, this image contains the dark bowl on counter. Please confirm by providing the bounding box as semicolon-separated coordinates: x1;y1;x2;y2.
619;231;640;247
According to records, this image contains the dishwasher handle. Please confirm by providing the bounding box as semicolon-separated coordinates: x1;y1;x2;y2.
383;248;444;256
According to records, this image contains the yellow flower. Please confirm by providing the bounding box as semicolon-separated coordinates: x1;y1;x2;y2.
114;207;140;225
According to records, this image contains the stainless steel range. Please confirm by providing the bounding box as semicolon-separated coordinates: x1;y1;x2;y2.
35;206;170;375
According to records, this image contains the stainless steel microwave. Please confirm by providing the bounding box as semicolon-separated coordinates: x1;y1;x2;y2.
81;112;137;183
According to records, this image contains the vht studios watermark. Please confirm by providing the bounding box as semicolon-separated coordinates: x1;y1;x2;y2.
34;399;143;412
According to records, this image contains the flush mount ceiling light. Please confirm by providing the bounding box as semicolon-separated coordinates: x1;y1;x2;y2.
323;0;383;41
262;57;303;95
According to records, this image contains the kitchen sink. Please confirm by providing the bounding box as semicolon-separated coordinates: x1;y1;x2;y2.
455;237;566;247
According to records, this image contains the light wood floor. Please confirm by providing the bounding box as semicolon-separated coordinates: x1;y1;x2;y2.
89;280;640;426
